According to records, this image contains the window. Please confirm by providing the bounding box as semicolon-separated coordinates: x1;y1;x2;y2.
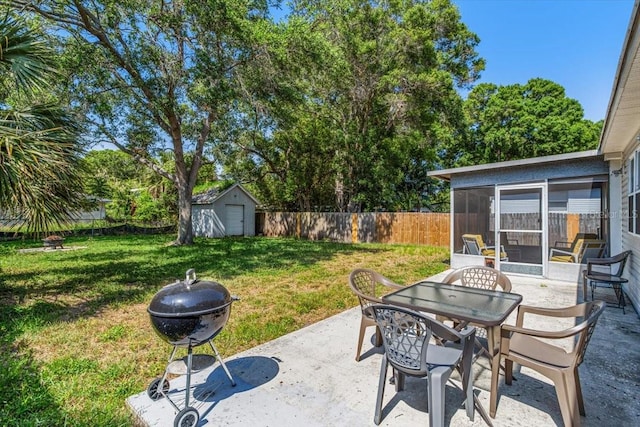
548;179;605;246
452;186;494;254
628;151;640;234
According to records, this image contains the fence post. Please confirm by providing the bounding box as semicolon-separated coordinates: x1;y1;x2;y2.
352;213;358;243
567;213;580;240
296;212;301;239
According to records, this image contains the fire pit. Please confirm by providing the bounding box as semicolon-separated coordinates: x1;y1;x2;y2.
43;235;64;249
146;269;238;427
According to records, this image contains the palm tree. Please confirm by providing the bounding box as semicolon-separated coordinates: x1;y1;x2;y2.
0;15;85;235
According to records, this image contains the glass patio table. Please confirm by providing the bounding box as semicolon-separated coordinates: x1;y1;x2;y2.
382;280;523;421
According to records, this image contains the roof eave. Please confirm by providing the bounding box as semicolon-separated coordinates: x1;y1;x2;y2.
598;0;640;155
428;150;601;181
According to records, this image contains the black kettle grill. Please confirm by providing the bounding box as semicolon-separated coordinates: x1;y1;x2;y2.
146;269;238;427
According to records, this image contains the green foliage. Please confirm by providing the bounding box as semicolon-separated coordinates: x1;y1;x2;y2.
458;78;602;165
221;0;483;212
80;149;179;222
0;14;86;235
131;190;165;222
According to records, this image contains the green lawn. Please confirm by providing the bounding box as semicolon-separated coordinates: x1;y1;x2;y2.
0;235;448;426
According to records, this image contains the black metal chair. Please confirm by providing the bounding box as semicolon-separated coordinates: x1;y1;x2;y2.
582;250;632;313
371;304;476;427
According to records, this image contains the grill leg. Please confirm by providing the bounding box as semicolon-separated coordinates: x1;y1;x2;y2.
209;341;236;386
185;345;193;408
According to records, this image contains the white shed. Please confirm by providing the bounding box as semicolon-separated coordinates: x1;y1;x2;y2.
191;184;260;238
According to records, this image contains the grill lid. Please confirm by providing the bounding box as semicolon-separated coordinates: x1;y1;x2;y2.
148;269;232;317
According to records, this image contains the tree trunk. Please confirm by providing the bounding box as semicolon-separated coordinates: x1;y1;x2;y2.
175;182;194;245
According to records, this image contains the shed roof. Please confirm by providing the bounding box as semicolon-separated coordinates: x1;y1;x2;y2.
427;150;600;181
192;183;260;205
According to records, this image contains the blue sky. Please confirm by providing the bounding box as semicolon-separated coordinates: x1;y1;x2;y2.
454;0;635;122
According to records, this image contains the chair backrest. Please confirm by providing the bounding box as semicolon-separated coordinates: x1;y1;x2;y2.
568;233;598;252
574;300;606;366
577;240;607;263
371;304;467;375
569;238;585;256
348;269;401;316
513;301;605;368
608;250;632;277
442;266;512;292
462;234;483;255
589;250;632;277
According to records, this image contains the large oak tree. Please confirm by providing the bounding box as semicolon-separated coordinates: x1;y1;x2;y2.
9;0;279;244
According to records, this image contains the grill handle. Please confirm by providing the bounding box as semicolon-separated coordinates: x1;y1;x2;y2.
185;268;197;288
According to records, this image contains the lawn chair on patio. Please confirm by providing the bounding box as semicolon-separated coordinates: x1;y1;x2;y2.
371;304;476;427
549;239;606;263
582;250;632;313
462;234;508;261
348;268;404;361
490;300;606;426
552;233;599;251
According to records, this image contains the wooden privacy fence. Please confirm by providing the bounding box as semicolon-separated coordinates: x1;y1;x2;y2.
256;212;450;246
257;211;603;248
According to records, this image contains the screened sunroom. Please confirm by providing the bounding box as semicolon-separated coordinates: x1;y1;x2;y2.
429;150;611;280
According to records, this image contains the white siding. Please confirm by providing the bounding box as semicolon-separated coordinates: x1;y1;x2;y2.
621;147;640;313
192;205;225;238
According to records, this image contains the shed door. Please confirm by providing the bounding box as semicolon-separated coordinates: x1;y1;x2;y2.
225;204;245;236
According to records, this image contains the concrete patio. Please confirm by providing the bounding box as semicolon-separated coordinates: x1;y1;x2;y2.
127;271;640;426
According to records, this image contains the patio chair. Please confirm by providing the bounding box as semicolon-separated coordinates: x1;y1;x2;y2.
348;268;404;361
553;233;599;251
371;304;476;427
461;234;508;261
549;239;606;263
490;300;606;427
582;250;632;313
442;265;512;292
441;266;512;358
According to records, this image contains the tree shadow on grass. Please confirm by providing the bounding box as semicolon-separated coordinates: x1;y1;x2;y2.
0;236;385;308
0;303;65;425
0;235;392;425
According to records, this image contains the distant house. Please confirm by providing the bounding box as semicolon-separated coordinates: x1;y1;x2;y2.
0;196;110;226
71;197;110;222
191;184;260;238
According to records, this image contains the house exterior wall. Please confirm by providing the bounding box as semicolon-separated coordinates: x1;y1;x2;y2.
71;205;107;221
621;144;640;312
